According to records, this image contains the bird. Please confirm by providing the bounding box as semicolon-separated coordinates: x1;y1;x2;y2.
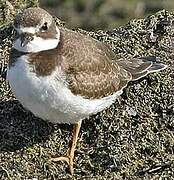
7;7;167;174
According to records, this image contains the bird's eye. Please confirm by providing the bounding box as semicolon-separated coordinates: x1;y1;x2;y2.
41;22;48;31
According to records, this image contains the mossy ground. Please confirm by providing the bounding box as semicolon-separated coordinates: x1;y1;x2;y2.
0;2;174;179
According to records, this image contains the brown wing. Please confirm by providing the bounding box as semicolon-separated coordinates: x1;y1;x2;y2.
58;28;132;99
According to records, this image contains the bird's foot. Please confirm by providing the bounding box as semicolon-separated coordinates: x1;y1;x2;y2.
51;121;82;175
51;153;74;175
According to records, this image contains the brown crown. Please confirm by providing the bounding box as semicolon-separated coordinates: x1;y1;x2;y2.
14;7;53;28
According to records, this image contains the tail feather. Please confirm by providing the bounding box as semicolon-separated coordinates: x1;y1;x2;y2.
147;63;167;73
117;56;167;81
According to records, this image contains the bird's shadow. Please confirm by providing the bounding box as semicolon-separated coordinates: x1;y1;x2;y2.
0;99;71;152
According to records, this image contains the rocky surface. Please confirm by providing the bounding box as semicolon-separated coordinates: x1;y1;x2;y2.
0;1;174;179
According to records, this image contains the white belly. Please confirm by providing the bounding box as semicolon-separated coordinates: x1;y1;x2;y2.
7;56;123;124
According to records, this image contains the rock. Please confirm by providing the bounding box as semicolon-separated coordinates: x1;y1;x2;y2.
0;3;173;179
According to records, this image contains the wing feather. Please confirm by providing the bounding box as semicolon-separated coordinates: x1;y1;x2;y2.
59;28;131;99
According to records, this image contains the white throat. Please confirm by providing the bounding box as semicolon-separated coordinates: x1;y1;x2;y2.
13;27;60;53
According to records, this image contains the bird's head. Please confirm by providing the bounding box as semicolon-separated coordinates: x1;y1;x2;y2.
13;7;60;53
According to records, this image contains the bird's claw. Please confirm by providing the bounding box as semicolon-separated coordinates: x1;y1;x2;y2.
51;155;74;175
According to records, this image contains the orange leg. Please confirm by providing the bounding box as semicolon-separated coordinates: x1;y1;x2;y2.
51;120;82;175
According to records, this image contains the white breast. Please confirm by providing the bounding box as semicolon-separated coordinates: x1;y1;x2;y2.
7;56;123;124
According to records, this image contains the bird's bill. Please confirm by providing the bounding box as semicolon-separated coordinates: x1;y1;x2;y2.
20;33;34;47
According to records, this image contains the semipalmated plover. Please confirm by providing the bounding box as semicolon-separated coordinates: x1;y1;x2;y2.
7;7;167;174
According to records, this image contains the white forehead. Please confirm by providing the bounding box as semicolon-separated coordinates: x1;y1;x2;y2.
15;26;38;34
